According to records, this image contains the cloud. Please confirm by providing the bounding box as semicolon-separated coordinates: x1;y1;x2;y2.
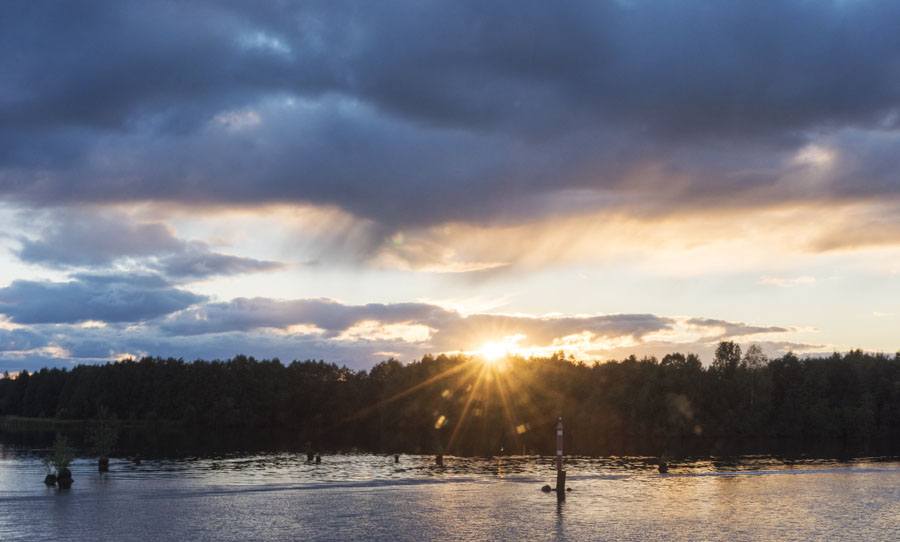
17;212;181;266
156;296;792;360
160;298;455;336
160;296;676;347
0;273;205;324
0;0;898;238
0;328;47;351
0;284;810;371
0;2;895;370
154;244;282;280
158;298;687;360
683;318;789;338
808;208;900;252
15;210;282;280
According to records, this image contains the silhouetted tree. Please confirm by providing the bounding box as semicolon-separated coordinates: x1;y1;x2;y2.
712;341;742;373
2;344;900;456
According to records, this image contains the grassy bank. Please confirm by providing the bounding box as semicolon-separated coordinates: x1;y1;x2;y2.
0;416;88;432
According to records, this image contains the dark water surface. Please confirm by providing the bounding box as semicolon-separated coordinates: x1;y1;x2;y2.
2;445;899;541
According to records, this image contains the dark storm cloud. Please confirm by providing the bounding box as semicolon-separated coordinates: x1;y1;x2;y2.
6;1;898;136
1;0;899;230
16;211;282;279
0;273;205;324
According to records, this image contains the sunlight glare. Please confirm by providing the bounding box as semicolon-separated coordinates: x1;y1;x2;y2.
475;334;526;364
478;341;508;362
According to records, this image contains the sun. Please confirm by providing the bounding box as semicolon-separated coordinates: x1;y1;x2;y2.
477;340;510;363
474;334;526;364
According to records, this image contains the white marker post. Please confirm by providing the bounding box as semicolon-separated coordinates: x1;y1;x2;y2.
556;416;566;501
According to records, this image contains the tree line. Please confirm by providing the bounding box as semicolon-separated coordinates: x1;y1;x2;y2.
2;343;899;456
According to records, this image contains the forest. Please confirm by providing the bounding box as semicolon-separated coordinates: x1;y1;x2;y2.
2;343;900;457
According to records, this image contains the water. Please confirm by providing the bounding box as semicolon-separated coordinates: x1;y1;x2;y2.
1;447;898;541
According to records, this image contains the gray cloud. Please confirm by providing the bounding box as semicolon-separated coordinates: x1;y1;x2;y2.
5;1;900;138
685;318;788;338
160;298;455;336
0;328;47;351
18;213;183;267
158;296;781;355
16;211;282;279
0;286;802;371
0;0;898;235
0;273;205;324
157;248;282;280
159;297;673;345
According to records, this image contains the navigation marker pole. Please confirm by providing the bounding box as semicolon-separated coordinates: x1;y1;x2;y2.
556;416;566;501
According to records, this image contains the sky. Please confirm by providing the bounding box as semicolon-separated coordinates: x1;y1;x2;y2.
1;0;899;372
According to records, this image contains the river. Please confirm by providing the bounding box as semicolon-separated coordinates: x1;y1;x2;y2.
1;447;898;541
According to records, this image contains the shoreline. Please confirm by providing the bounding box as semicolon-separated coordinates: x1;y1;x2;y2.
3;415;898;461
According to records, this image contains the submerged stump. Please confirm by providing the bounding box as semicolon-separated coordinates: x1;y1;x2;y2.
56;468;73;489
